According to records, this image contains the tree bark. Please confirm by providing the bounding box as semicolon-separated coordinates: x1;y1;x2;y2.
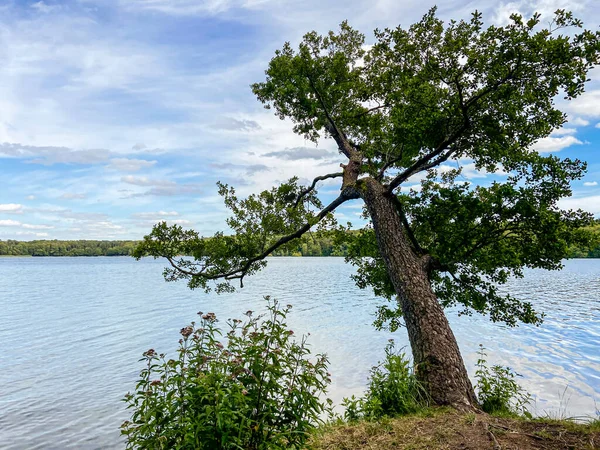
360;177;478;410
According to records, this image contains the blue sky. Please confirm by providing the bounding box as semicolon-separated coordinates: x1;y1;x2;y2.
0;0;599;240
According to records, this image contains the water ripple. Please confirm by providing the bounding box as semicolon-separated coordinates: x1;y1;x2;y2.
0;257;599;449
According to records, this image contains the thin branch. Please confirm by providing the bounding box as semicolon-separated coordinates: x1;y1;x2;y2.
350;102;389;119
165;189;360;286
387;137;464;192
376;144;404;181
386;60;523;193
416;146;457;172
306;74;358;159
294;172;343;208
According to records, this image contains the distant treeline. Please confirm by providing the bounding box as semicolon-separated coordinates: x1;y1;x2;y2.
1;227;599;257
566;224;600;258
0;240;138;256
0;236;348;257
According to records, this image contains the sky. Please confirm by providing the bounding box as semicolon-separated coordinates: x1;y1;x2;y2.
0;0;599;241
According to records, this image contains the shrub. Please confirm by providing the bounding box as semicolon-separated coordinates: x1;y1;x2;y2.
121;297;332;449
475;344;532;417
341;341;429;421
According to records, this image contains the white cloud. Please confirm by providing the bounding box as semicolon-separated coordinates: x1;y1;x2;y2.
108;158;157;172
14;231;49;238
22;223;54;229
121;175;176;187
551;128;577;136
0;143;112;165
163;219;192;226
0;220;21;226
596;122;600;129
0;203;23;214
566;90;600;118
120;175;202;197
263;147;336;160
532;136;582;153
31;1;63;14
121;0;266;16
584;181;598;187
0;219;54;229
26;195;36;200
60;193;86;199
132;211;180;219
559;195;600;214
568;117;590;127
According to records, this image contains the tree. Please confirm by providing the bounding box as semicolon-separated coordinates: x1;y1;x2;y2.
134;9;600;410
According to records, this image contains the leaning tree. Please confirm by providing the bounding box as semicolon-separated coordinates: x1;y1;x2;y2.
135;9;600;409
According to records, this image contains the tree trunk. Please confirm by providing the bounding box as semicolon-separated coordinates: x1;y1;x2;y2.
360;177;478;410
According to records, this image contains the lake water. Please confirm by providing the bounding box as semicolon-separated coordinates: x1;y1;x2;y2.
0;257;599;449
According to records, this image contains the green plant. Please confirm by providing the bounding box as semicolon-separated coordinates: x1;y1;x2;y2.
121;297;332;449
475;344;532;417
342;341;428;421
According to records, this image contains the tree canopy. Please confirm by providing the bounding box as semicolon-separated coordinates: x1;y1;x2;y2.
135;8;599;329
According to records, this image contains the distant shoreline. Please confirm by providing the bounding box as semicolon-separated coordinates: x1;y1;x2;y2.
1;254;599;259
1;238;599;258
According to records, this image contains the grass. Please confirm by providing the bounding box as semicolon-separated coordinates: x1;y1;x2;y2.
308;408;600;449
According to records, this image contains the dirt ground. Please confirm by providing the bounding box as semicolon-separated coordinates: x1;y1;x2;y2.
309;410;599;449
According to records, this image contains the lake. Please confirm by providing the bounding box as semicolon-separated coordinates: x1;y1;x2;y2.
0;257;599;449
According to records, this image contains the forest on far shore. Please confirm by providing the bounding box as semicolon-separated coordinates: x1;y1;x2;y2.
2;223;600;258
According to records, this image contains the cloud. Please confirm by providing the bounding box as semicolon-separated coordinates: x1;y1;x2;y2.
36;207;109;222
0;220;21;226
551;128;577;136
14;231;49;238
532;136;582;153
26;195;36;201
31;1;63;14
132;218;193;226
139;185;202;197
566;90;600;118
108;158;157;172
0;203;23;214
171;219;192;225
584;181;598;187
120;177;202;197
596;123;600;129
212;117;261;131
0;143;112;165
132;211;180;219
568;117;590;127
0;219;53;229
60;193;87;199
559;195;600;214
210;163;271;175
121;0;256;16
245;164;270;175
132;143;147;151
263;147;337;160
121;175;176;187
22;223;54;229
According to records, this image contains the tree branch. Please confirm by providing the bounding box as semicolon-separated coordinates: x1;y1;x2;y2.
386;139;463;192
294;172;344;207
376;144;404;181
306;74;359;160
165;189;360;287
350;102;389;119
385;59;523;193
